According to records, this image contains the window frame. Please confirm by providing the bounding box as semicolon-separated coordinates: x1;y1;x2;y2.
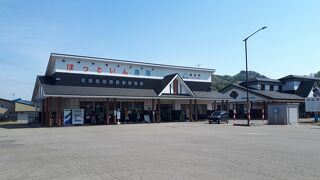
81;78;86;84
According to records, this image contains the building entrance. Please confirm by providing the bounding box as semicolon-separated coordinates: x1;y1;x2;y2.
160;104;172;122
80;101;106;125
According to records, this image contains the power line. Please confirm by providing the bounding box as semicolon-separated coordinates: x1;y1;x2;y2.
0;81;34;87
0;60;43;74
0;76;34;85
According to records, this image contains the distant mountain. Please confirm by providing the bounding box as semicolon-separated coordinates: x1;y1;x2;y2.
211;70;268;91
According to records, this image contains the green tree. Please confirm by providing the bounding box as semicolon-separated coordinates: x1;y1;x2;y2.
315;71;320;78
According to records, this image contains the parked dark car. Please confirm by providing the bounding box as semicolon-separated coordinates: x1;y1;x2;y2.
209;111;229;124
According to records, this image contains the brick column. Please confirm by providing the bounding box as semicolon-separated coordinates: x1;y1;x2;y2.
194;99;198;121
235;102;238;118
41;99;45;125
45;98;50;127
105;98;109;125
57;97;62;127
233;103;236;120
221;100;225;111
263;101;267;120
250;101;253;119
189;99;193;122
113;98;116;124
157;99;161;123
226;100;229;114
152;99;156;123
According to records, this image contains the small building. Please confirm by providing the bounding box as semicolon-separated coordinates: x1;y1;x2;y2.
14;99;36;123
268;104;299;125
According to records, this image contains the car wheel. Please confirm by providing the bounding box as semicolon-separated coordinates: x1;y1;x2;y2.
218;120;221;124
226;119;229;124
209;121;212;124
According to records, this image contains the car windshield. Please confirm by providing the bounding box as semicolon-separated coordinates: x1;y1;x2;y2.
211;111;223;116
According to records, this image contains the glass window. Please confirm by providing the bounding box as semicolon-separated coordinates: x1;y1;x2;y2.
109;79;113;84
261;84;265;90
88;79;93;84
116;80;120;85
102;80;107;84
270;85;274;91
122;81;126;85
81;78;86;83
95;79;100;84
128;81;132;85
140;81;143;86
145;70;151;76
134;81;138;86
134;69;140;75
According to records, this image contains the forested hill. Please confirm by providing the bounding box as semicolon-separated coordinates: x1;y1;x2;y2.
212;70;268;91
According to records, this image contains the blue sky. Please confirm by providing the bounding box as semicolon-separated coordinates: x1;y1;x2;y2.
0;0;319;100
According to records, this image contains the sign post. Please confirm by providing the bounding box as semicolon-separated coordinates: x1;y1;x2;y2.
72;109;84;125
64;109;72;125
305;97;320;122
116;109;121;125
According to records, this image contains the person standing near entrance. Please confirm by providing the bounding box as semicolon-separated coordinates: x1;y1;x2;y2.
186;108;190;121
91;114;96;125
99;112;104;125
124;107;129;124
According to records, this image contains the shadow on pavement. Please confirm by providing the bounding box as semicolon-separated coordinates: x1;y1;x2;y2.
0;123;44;129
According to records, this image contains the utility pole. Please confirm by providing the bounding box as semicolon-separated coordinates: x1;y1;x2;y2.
243;26;267;126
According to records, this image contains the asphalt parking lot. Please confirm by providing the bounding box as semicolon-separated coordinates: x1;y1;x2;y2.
1;122;320;180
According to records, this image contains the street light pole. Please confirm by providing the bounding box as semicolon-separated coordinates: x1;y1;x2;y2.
243;26;267;126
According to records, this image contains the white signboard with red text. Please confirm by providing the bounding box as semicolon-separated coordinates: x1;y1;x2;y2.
305;97;320;112
53;57;212;82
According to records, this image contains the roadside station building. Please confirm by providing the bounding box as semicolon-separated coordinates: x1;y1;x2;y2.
32;53;230;126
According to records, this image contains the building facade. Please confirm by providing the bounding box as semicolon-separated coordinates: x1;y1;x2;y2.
15;101;36;123
32;53;230;126
279;75;320;117
220;76;319;119
220;83;303;119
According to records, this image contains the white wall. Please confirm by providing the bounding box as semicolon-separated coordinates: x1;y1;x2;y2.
265;85;270;91
223;88;267;102
249;84;260;90
173;100;188;110
161;76;191;95
17;112;36;123
54;57;213;82
197;100;213;110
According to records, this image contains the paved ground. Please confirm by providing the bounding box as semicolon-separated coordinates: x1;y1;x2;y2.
1;122;320;180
